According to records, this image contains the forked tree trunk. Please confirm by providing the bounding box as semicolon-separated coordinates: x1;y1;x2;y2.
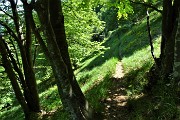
8;0;40;113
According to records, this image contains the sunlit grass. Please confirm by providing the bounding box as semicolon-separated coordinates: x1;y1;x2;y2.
122;36;161;95
118;11;161;96
39;86;61;111
77;57;118;92
78;57;118;110
75;36;121;111
0;106;23;120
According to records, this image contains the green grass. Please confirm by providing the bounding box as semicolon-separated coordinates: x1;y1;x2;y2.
75;34;122;111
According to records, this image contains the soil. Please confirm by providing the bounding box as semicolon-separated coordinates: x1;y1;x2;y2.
102;61;130;120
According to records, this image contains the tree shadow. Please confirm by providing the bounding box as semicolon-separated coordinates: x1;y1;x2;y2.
79;16;161;73
79;32;121;72
100;62;153;119
101;77;130;120
37;76;56;94
0;105;24;120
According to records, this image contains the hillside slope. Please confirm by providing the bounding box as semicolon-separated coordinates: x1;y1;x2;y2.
76;10;163;119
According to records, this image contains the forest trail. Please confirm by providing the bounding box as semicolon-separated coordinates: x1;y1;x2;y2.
102;61;129;120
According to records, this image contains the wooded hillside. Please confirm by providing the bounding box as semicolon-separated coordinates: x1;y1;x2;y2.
0;0;179;119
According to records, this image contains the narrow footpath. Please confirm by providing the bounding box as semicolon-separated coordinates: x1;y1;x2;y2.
102;61;129;120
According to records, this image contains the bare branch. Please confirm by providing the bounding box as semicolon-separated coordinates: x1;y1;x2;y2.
26;4;51;60
0;20;20;42
2;39;26;88
0;8;14;19
8;0;22;41
129;0;162;14
146;10;155;60
9;37;21;68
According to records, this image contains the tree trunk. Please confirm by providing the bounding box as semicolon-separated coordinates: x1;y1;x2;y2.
48;0;92;114
34;0;93;119
0;35;30;119
173;8;180;93
9;0;40;112
22;2;40;112
160;0;180;82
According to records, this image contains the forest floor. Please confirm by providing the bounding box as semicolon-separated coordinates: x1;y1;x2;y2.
102;61;130;120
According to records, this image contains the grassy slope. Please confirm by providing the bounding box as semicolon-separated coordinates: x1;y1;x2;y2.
1;10;179;119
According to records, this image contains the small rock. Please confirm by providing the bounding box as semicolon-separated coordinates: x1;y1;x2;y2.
107;105;111;108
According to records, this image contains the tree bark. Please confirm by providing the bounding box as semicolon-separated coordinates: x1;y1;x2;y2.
34;0;93;119
48;0;90;111
160;0;180;82
22;2;40;112
9;0;40;112
173;8;180;92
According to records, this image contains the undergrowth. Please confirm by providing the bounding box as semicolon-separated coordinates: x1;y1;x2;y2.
119;11;179;119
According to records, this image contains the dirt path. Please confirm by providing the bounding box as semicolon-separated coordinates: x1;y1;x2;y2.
102;61;129;120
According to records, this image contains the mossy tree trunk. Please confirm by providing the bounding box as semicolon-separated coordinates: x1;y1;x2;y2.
173;9;180;94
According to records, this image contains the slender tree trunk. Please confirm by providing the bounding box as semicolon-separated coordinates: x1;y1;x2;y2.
22;2;40;112
0;35;30;119
9;0;40;112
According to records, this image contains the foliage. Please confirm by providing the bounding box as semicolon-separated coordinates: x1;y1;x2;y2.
0;67;14;110
62;0;105;64
98;6;119;34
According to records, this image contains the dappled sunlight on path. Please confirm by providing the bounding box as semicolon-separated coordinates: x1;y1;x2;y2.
113;62;124;79
102;61;129;120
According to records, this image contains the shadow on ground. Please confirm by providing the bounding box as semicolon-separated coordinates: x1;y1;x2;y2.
80;17;161;72
38;76;56;94
101;77;130;120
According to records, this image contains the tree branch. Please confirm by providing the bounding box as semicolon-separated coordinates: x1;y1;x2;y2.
0;20;19;42
9;37;21;68
146;10;160;67
8;0;23;41
2;39;27;90
0;8;14;19
146;10;155;59
0;35;30;114
28;8;51;61
129;0;162;14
